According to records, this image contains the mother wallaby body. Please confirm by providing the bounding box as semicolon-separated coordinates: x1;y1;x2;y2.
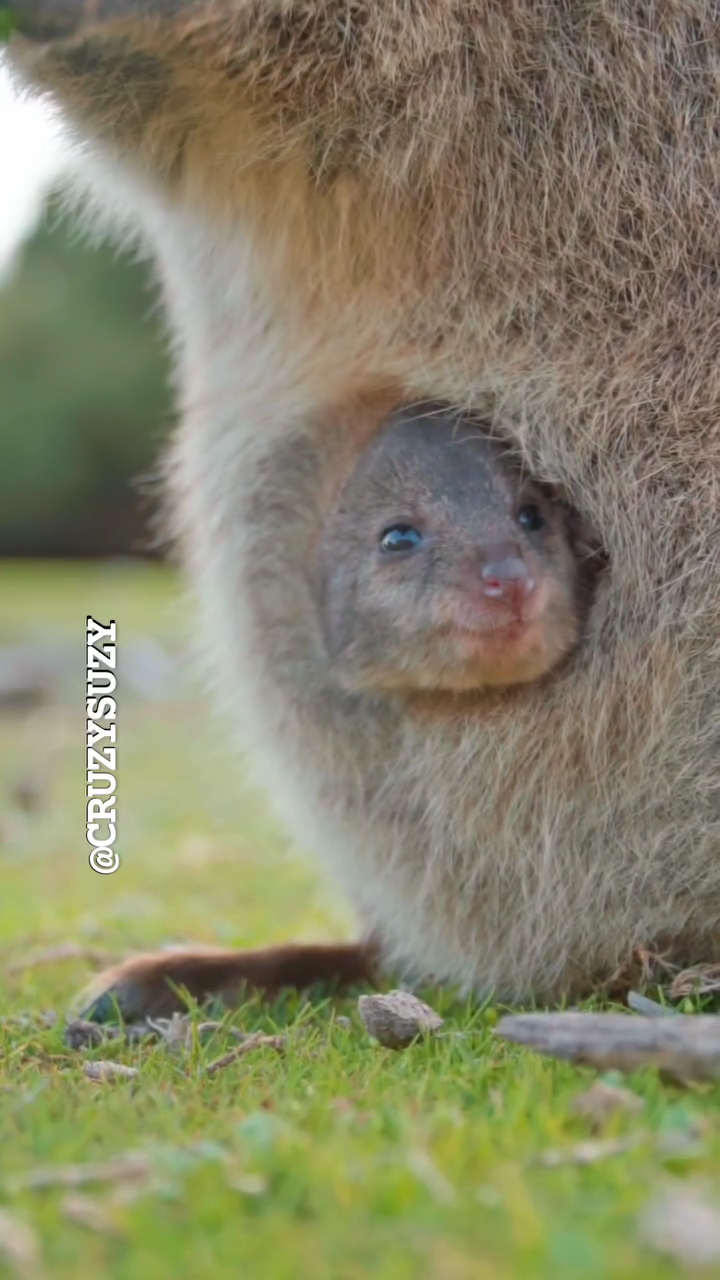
8;0;719;1013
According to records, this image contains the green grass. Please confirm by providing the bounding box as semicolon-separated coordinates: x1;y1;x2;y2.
0;561;718;1279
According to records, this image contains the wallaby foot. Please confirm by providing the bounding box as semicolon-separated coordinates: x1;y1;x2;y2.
77;941;381;1023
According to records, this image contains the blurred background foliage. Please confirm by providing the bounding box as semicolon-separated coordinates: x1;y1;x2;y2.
0;194;171;556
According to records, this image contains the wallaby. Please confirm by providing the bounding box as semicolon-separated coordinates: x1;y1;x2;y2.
7;0;719;1018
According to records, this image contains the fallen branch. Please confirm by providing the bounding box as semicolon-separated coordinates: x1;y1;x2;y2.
496;1012;720;1083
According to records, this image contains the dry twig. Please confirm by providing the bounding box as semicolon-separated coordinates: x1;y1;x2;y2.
205;1033;286;1075
83;1061;139;1083
497;1011;720;1083
670;965;720;1000
8;1153;152;1193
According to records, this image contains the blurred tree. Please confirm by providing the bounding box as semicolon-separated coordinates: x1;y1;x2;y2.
0;198;171;556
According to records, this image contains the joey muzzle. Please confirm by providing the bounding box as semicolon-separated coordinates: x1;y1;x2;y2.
479;547;535;614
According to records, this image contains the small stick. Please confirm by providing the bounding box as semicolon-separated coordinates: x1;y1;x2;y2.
496;1012;720;1082
205;1033;286;1076
83;1061;139;1082
627;990;679;1018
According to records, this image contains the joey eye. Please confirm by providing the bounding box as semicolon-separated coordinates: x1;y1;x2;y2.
379;524;424;553
516;504;545;533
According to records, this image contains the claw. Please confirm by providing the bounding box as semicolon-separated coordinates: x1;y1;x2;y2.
78;989;129;1025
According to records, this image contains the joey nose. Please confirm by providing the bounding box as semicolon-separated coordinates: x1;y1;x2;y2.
480;551;535;611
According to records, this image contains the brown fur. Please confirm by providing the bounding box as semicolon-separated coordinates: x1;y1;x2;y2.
77;941;380;1020
8;1;720;1017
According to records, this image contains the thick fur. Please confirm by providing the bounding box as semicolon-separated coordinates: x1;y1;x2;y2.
77;941;381;1020
9;1;720;1007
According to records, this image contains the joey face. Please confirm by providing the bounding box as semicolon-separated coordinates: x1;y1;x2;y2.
314;404;587;696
